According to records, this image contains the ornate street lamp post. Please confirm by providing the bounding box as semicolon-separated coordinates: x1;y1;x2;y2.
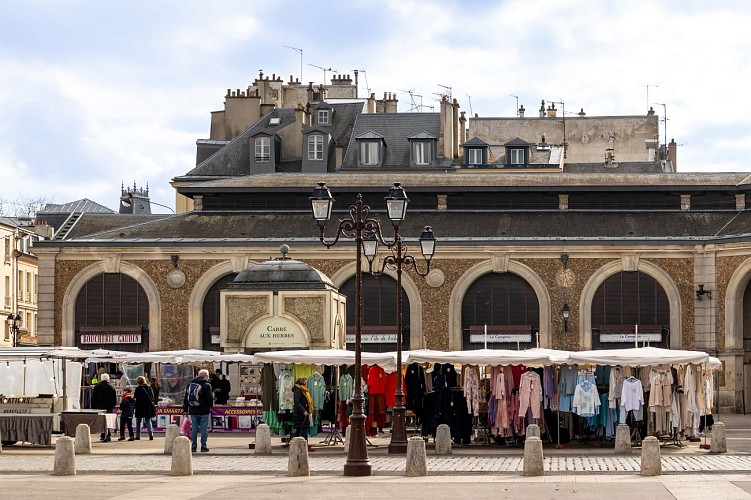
364;183;435;453
6;313;21;347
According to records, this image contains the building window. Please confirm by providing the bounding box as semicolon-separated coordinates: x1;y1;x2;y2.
360;141;380;165
254;137;270;162
308;135;324;160
509;148;525;164
318;110;329;125
4;236;9;263
468;148;483;165
412;142;432;165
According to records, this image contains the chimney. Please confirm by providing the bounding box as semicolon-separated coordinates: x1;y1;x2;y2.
539;100;546;118
547;103;557;117
647;107;656;116
578;108;586;117
368;92;376;113
519;105;525;118
668;138;678;170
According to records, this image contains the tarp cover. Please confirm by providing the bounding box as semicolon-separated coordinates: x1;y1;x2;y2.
568;346;710;367
253;349;396;368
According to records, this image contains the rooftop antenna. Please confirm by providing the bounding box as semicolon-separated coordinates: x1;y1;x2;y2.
646;84;658;112
654;102;668;155
308;64;337;86
353;69;370;98
465;93;473;116
437;83;452;100
510;95;519;116
284;45;303;83
399;89;424;112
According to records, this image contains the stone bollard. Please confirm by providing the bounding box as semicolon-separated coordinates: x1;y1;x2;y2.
170;436;193;476
255;423;272;455
435;424;452;455
406;436;428;477
74;423;92;454
526;423;540;439
711;422;727;453
164;424;180;455
53;436;76;476
640;436;661;476
614;424;632;454
523;436;544;476
288;437;310;477
344;430;350;454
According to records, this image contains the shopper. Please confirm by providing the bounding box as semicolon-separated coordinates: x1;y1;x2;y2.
149;377;160;405
118;386;136;441
292;377;313;441
215;370;231;405
90;373;117;442
182;368;213;453
134;376;156;440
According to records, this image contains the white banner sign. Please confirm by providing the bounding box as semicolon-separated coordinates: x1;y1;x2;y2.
470;334;531;343
346;334;398;344
600;333;662;343
81;333;142;344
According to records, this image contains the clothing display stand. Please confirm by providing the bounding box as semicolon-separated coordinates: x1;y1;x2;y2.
554;367;564;449
321;365;344;446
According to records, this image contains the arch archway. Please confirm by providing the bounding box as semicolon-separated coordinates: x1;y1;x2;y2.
580;260;682;350
449;260;551;350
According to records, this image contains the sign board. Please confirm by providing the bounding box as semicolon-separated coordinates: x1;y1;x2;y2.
600;333;662;343
346;333;398;344
470;334;531;344
245;317;308;348
81;333;142;344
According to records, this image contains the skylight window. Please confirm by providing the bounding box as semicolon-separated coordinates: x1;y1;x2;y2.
269;117;281;126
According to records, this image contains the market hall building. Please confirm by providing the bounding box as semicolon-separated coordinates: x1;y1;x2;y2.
32;72;751;414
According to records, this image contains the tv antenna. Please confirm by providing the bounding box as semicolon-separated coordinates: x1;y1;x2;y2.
353;69;370;98
646;84;658;112
465;94;473;116
308;64;336;85
510;95;519;116
284;45;303;83
399;89;425;112
653;102;668;153
437;83;452;100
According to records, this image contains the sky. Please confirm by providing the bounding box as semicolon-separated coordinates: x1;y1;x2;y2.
1;0;750;214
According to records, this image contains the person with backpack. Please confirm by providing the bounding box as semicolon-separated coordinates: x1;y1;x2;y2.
182;368;213;452
90;373;117;442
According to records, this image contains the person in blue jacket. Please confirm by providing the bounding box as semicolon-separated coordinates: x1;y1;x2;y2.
118;387;136;441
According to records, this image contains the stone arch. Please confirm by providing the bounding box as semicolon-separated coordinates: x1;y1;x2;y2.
449;260;552;350
330;262;425;349
62;261;162;350
579;260;682;350
724;257;751;350
187;260;257;349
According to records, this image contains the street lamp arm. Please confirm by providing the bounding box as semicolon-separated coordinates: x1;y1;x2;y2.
367;245;432;277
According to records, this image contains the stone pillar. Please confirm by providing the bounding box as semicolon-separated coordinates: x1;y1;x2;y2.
406;436;428;477
74;424;92;454
164;424;180;454
711;422;727;453
170;436;193;476
288;437;310;477
614;424;631;454
523;436;544;476
53;436;76;476
435;424;452;455
526;424;540;439
640;436;661;476
255;423;272;455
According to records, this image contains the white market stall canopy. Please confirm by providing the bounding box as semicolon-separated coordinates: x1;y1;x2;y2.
568;346;711;367
404;348;556;366
253;349;397;368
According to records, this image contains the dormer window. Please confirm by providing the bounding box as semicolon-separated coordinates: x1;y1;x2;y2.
408;131;437;167
255;137;270;162
509;148;525;164
317;110;330;125
504;137;530;166
308;135;324;160
468;148;483;165
360;141;380;165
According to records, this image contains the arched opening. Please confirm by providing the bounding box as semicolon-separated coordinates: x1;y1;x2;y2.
201;273;238;351
340;274;410;353
590;271;670;349
74;273;149;351
460;272;540;350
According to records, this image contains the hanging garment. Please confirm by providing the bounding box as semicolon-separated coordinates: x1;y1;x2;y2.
518;370;543;419
338;373;354;402
543;366;558;410
405;363;426;421
260;363;278;411
463;364;481;416
278;369;294;411
608;367;624;409
572;379;600;418
620;377;644;412
492;368;508;435
307;371;327;411
558;365;578;412
367;365;387;395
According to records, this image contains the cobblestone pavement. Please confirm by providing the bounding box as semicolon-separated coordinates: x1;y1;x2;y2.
2;452;751;475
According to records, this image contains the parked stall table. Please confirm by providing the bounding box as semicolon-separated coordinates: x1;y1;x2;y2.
61;410;117;437
0;414;54;446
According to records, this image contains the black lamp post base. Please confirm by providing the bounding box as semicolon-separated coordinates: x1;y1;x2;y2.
343;460;373;476
388;403;408;454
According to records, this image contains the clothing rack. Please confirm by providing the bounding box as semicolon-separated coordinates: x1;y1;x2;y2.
320;365;344;446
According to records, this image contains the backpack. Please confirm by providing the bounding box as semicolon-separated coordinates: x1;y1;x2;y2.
187;382;203;407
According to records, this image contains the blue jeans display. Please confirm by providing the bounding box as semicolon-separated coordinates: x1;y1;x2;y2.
135;417;153;439
191;414;209;450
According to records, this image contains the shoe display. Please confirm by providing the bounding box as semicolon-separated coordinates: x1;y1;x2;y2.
200;447;209;452
118;437;125;441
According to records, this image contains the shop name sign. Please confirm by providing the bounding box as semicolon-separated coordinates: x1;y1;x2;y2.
346;333;398;344
245;317;308;348
81;333;142;344
470;334;531;343
600;333;662;343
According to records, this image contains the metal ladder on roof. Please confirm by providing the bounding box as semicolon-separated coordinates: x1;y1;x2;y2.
53;212;82;240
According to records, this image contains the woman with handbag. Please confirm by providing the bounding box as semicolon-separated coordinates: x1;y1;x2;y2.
292;377;313;441
134;376;156;440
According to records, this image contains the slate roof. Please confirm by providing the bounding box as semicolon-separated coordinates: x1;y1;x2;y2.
341;113;451;169
60;213;170;240
33;210;751;247
39;198;115;214
462;137;489;147
564;162;666;174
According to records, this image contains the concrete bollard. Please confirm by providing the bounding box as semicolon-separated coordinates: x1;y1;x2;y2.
74;423;92;454
53;436;76;476
614;424;632;454
164;424;180;455
170;436;193;476
640;435;661;476
435;424;452;455
523;436;544;476
344;430;350;454
255;423;272;455
711;422;727;453
526;423;540;439
406;436;428;477
288;437;310;477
